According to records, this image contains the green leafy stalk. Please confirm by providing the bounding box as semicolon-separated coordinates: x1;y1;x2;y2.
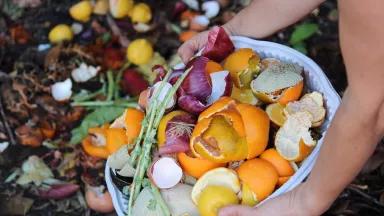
72;85;106;102
127;69;175;166
71;100;137;108
106;70;115;101
126;67;192;216
127;100;158;214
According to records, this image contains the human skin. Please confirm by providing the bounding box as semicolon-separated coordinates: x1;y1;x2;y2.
178;0;384;215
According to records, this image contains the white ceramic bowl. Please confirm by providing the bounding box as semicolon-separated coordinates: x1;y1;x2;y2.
105;36;342;215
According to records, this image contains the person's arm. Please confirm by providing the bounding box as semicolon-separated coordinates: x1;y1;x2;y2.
219;1;384;215
178;0;324;63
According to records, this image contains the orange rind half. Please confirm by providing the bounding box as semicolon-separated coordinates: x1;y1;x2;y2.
275;112;316;162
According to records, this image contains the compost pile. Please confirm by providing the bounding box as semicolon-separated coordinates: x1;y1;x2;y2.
0;0;382;215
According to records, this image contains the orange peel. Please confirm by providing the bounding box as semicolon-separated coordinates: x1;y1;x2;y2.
191;97;270;163
223;48;260;89
177;152;225;178
237;158;279;202
275;112;316;162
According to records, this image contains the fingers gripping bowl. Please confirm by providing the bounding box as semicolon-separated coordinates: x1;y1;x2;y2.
105;36;341;215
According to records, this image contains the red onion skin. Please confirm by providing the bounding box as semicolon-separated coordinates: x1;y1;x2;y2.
223;72;233;96
203;26;235;62
181;56;212;101
153;65;167;83
38;184;80;200
158;113;196;155
178;95;207;114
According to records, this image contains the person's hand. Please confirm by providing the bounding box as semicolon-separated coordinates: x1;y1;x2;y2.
177;31;209;64
177;25;234;64
218;183;324;216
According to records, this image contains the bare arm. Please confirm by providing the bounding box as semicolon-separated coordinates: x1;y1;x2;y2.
219;1;384;215
178;0;324;62
223;0;324;37
304;0;384;211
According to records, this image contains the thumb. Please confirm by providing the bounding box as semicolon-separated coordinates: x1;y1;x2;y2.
218;205;254;216
178;31;209;64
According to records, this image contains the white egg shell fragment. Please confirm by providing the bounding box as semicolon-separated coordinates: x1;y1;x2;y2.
151;157;183;189
51;78;73;101
71;63;100;83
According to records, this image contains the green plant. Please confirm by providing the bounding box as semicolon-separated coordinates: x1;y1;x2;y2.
289;23;319;54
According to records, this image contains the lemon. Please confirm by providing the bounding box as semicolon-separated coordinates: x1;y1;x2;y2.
127;39;153;65
241;183;258;206
191;167;241;205
109;0;134;19
197;185;239;216
49;24;74;44
69;1;93;22
130;3;152;24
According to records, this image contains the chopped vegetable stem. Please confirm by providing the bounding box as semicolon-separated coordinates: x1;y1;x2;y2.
149;181;171;216
106;70;114;101
126;67;192;216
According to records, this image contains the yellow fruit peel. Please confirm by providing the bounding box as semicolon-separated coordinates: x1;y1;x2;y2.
191;167;241;205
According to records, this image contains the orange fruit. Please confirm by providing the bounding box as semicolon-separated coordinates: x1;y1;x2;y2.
124;108;145;144
275;112;316;162
177;152;225;178
237;158;279;202
236;103;270;158
158;110;188;147
223;48;260;88
260;148;294;177
179;31;198;42
277;176;290;187
205;61;223;75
